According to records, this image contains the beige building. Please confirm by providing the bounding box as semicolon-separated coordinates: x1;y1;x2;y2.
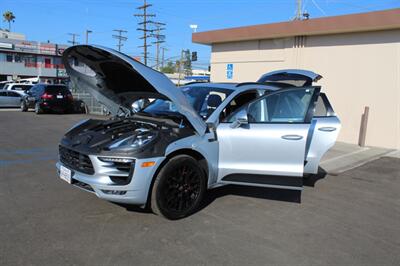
193;8;400;149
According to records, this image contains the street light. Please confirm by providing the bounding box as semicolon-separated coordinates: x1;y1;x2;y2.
189;24;198;33
86;30;93;44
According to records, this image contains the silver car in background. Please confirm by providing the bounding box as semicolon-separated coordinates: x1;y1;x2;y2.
0;90;23;108
57;45;340;219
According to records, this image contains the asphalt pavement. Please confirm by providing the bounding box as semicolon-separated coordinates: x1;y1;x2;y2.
1;111;399;266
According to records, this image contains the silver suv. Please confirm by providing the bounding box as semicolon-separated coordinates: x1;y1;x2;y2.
57;45;340;219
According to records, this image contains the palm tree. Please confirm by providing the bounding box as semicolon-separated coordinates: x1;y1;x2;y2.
3;11;16;32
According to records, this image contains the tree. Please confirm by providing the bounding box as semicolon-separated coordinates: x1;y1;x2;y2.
160;61;176;74
3;11;16;32
183;49;192;76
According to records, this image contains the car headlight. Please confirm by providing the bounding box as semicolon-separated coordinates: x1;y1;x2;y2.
109;130;156;149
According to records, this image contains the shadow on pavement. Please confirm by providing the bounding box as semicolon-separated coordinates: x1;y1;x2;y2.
115;170;328;215
303;167;327;187
199;184;302;212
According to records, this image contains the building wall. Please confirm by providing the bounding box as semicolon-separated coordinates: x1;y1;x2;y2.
209;29;400;149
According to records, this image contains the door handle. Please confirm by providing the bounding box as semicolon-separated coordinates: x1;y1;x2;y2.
318;127;337;132
281;135;303;140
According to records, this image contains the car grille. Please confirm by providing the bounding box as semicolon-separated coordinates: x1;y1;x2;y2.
59;146;94;175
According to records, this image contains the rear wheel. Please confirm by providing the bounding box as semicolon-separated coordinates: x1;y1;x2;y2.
20;101;28;112
35;103;43;114
151;155;206;220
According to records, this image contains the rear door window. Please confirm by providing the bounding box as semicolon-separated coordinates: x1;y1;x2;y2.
314;93;335;117
7;91;21;97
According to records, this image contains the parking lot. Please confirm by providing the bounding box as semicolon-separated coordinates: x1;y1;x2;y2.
1;110;399;266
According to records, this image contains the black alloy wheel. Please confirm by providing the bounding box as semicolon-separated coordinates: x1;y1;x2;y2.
151;155;206;220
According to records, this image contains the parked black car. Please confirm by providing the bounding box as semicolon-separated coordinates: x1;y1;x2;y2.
21;84;74;114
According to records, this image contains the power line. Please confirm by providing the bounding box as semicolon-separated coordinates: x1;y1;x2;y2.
134;0;156;66
67;33;80;46
112;29;128;52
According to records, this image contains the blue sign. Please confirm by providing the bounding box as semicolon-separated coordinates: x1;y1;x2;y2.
226;64;233;79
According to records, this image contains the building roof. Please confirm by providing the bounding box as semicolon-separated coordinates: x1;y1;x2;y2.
192;8;400;44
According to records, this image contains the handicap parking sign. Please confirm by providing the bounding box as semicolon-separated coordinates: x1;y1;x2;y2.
226;64;233;79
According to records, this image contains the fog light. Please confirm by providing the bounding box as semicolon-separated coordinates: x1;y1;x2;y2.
101;190;127;195
99;157;134;163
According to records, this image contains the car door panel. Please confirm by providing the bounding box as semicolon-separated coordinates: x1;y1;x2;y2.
304;94;341;174
216;87;320;189
7;91;21;107
0;92;8;106
217;123;310;178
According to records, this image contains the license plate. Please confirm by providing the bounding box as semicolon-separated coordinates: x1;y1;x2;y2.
56;95;63;99
28;97;35;101
60;165;72;184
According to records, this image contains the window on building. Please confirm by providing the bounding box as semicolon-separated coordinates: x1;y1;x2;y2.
6;54;13;62
14;54;22;63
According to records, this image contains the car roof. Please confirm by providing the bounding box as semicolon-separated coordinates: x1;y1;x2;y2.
5;83;33;86
0;89;23;93
34;83;66;86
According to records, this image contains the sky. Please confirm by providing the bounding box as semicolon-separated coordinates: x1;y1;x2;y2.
1;0;399;69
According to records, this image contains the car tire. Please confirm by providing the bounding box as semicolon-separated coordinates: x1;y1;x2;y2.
20;101;28;112
151;155;206;220
35;103;43;114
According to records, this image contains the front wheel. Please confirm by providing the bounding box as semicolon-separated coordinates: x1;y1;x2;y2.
151;155;206;220
35;103;43;114
20;101;28;112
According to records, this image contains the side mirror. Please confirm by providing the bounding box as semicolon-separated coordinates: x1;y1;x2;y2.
230;109;248;128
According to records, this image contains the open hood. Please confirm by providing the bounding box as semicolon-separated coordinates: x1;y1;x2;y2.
62;45;206;135
257;69;322;87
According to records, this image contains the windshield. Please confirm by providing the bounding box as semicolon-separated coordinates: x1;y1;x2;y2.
139;86;232;119
12;84;33;91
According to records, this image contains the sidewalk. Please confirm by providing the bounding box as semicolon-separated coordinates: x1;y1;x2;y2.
320;142;394;175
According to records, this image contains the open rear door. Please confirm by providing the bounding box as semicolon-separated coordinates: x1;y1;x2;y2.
304;93;341;174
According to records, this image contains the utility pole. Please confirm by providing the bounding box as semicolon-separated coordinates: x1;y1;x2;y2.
161;47;168;68
177;49;185;86
151;22;166;70
295;0;302;20
68;33;80;45
135;0;155;66
85;30;92;45
112;29;128;52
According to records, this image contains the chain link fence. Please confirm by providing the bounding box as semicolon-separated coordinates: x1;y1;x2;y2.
69;83;108;115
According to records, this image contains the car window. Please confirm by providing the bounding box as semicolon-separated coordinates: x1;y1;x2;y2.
221;90;259;122
141;86;232;120
247;88;315;123
0;91;7;96
45;85;68;92
7;91;21;97
228;88;315;123
181;86;231;119
314;94;335;117
12;85;32;91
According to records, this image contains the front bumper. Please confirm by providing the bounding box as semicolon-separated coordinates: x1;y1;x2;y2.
56;155;165;205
